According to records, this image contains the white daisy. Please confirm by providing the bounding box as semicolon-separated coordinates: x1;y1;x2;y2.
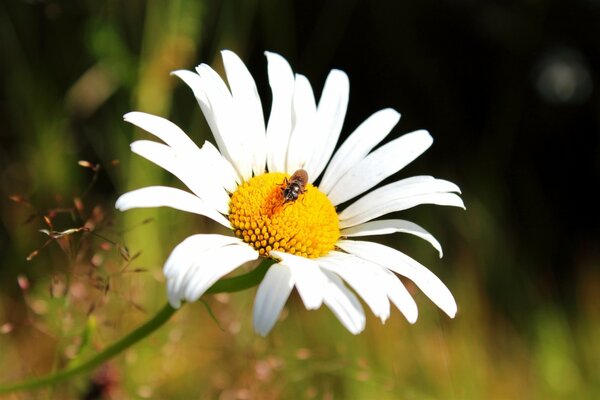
116;50;464;336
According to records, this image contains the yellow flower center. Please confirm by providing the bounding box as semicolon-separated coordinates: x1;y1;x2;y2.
228;173;339;258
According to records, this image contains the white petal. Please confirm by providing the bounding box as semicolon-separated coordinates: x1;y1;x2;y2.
115;186;231;228
174;245;255;304
170;70;209;105
321;271;366;334
221;50;267;176
381;268;418;323
265;51;295;173
167;277;182;307
286;74;317;173
322;251;418;323
164;234;244;306
319;108;401;193
327;130;433;205
163;235;258;307
196;141;240;193
163;234;243;277
171;70;230;172
271;250;327;310
338;176;464;228
196;63;253;181
253;263;294;336
305;70;350;181
125;106;238;197
183;243;259;303
123;112;200;152
341;219;444;258
130;140;230;213
337;240;457;318
319;252;390;322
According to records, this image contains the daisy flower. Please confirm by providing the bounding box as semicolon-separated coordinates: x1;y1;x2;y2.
116;50;464;336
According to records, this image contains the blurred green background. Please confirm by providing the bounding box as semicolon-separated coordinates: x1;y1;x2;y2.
1;0;599;399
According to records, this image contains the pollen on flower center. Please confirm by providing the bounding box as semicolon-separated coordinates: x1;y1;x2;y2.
228;173;339;258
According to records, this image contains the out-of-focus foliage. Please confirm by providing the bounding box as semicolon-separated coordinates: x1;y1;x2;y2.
1;0;598;399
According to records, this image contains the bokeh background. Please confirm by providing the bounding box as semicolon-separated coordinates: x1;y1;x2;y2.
1;1;599;399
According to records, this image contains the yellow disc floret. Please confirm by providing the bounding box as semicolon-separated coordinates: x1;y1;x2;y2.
228;173;339;258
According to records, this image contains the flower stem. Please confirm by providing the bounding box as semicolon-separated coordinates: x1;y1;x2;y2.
0;303;176;394
0;258;274;394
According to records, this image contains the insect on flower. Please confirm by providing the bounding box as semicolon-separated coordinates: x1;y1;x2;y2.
281;169;308;204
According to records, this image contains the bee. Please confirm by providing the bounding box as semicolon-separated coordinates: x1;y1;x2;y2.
281;169;308;204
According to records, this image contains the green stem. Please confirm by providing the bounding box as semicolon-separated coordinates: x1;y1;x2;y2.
0;303;176;394
0;259;274;394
